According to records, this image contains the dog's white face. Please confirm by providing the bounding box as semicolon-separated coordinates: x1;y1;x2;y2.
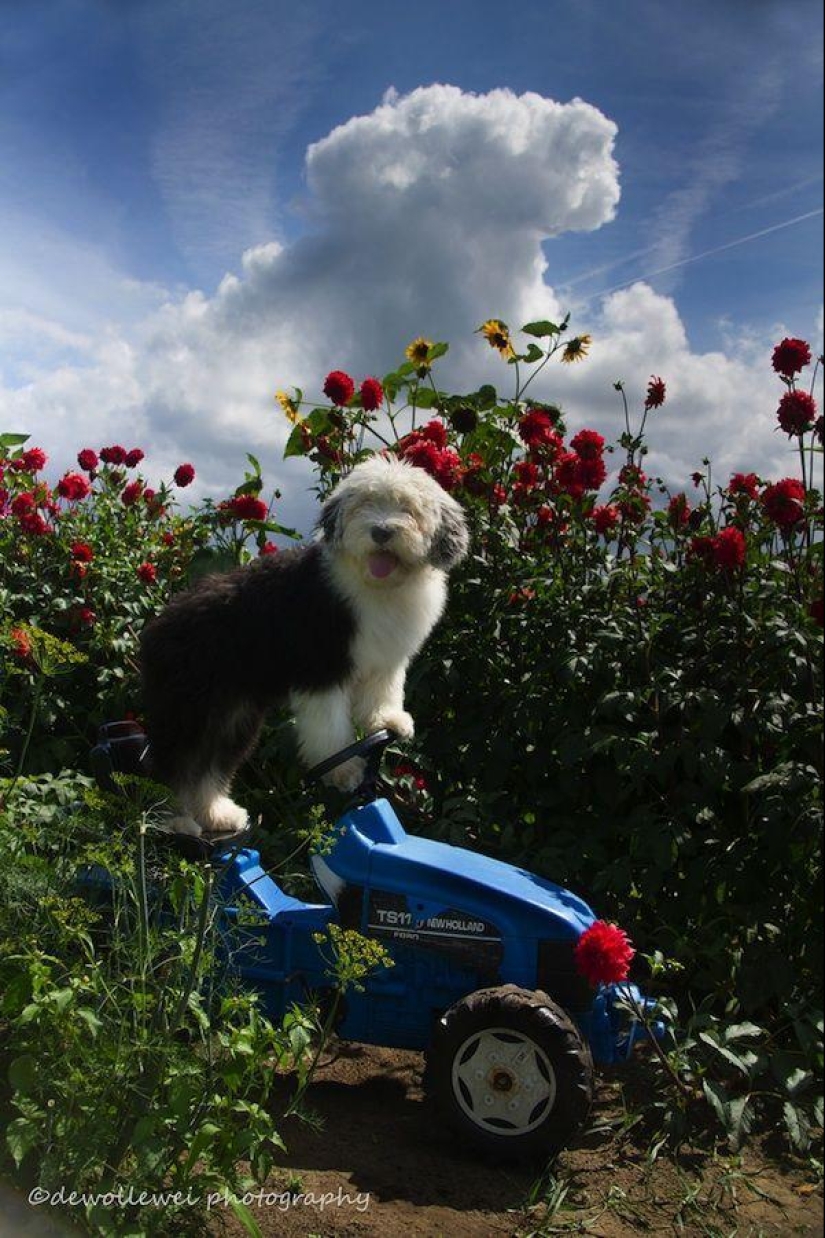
320;455;468;586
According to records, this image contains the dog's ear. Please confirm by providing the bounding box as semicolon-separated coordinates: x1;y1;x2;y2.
318;492;344;544
429;500;469;570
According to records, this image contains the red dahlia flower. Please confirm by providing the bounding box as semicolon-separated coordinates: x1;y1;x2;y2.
728;472;760;500
777;390;817;437
518;409;557;449
554;452;585;499
489;483;507;507
360;377;384;412
514;460;540;487
136;562;157;584
419;419;449;449
619;463;647;488
259;542;278;557
711;526;746;571
323;370;355;406
574;920;635;987
100;445;127;465
668;494;690;528
644;376;666;410
224;494;268;522
578;456;607;490
18;512;50;536
57;472;91;501
122;481;143;506
593;504;620;535
761;478;806;530
125;448;145;468
771;337;811;378
11;492;36;516
19;448;47;472
70;541;94;562
174;463;195;487
571;429;605;460
77;448;99;472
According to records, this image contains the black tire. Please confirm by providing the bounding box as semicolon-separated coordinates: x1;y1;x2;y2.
425;984;594;1160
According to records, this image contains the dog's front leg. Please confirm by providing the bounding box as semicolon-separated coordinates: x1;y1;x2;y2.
290;686;363;791
352;666;414;740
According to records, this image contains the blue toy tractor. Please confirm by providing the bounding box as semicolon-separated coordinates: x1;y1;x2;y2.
90;722;666;1161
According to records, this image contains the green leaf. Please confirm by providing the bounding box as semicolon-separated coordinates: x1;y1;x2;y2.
76;1007;103;1038
8;1054;38;1095
228;1197;265;1238
6;1117;38;1167
284;422;309;459
427;341;449;361
0;432;30;449
783;1100;812;1152
521;320;560;337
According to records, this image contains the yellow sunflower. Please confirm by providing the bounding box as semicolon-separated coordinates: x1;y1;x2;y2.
479;319;515;359
405;337;433;367
275;389;301;423
561;334;592;364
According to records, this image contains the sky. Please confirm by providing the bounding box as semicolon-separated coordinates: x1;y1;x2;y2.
1;0;823;532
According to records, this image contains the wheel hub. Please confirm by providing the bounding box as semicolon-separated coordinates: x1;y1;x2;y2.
452;1026;557;1136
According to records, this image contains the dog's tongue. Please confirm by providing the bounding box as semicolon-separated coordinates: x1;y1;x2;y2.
368;551;399;579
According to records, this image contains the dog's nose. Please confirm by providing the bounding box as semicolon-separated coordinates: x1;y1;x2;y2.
371;525;393;545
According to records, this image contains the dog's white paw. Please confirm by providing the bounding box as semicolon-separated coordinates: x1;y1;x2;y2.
371;709;415;739
201;796;249;836
324;756;367;793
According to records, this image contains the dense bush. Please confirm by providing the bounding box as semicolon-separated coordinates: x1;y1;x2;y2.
277;320;824;1147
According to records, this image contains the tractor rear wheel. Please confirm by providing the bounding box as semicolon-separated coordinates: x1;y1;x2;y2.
425;984;594;1160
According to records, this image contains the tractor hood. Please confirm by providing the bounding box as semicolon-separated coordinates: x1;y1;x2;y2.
316;797;596;944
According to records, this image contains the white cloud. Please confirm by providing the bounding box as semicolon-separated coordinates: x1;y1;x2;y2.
0;84;818;534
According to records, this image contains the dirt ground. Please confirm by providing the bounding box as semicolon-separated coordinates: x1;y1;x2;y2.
217;1043;824;1238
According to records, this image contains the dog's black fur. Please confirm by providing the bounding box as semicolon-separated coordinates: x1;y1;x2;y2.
139;543;354;792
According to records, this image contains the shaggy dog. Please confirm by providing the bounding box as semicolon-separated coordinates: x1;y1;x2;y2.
139;455;469;836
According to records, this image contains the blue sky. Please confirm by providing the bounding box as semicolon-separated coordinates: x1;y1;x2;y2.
1;0;822;526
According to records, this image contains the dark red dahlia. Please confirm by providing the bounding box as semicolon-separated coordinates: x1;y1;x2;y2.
21;448;47;472
122;480;143;507
644;376;666;410
125;448;145;468
711;526;746;571
771;337;811;378
761;478;806;530
224;494;268;522
554;452;585;499
258;542;279;557
100;445;127;465
419;419;449;449
570;428;605;461
136;562;157;584
728;472;760;500
518;409;556;449
360;377;384;412
668;493;690;528
70;541;94;563
77;448;99;472
11;492;36;517
777;390;817;437
578;456;607;491
574;920;635;987
592;504;620;535
323;370;355;406
174;463;195;487
57;472;91;501
514;460;540;487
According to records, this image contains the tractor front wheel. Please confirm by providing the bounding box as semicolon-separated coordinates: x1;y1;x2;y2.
425;984;594;1160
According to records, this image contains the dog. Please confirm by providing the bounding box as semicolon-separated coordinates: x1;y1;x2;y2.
139;454;469;836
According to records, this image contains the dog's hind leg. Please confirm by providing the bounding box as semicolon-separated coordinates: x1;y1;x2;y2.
177;703;264;835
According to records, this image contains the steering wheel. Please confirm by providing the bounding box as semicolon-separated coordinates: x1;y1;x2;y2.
304;729;397;791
